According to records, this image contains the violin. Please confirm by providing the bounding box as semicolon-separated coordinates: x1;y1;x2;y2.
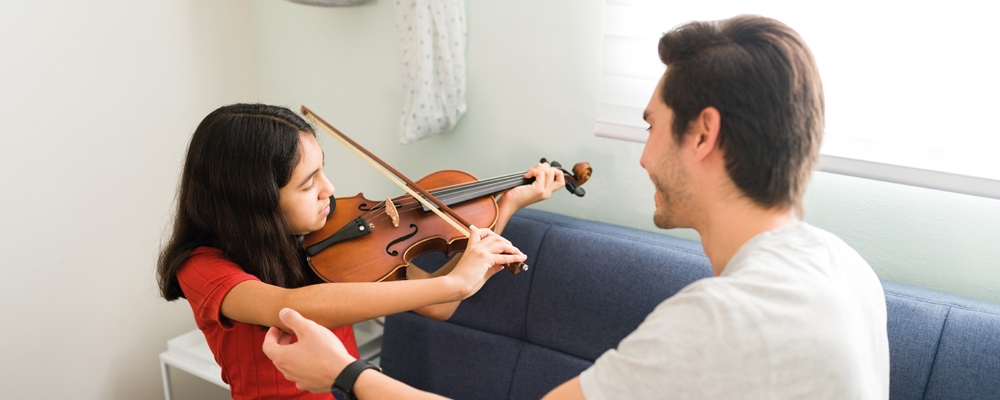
301;159;592;283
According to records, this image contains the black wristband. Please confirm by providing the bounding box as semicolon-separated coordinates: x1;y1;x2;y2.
331;359;381;400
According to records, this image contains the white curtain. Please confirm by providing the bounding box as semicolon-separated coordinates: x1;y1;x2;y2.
394;0;468;144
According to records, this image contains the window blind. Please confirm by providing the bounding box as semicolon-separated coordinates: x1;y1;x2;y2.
595;0;1000;200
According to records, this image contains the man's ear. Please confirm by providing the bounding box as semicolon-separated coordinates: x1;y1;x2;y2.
691;107;721;162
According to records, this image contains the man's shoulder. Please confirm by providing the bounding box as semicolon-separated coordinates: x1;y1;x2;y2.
646;277;755;325
760;221;849;250
713;222;881;311
729;222;867;271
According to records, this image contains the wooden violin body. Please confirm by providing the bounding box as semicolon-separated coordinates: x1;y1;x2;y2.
302;161;592;283
303;170;497;283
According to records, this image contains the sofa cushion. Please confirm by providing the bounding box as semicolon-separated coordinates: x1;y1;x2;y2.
382;209;1000;400
883;280;1000;400
382;209;712;399
883;282;950;400
508;343;592;400
381;311;523;400
923;305;1000;399
445;212;551;339
524;224;710;361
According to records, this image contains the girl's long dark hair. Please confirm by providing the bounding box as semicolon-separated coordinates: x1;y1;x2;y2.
158;104;318;301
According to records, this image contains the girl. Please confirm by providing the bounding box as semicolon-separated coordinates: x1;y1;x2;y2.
157;103;564;400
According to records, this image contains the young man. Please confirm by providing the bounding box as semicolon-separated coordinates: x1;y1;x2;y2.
262;14;890;399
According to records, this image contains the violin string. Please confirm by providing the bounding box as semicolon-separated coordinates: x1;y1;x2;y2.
360;174;529;228
419;174;526;206
356;172;529;227
409;172;525;200
363;165;574;228
387;173;526;212
376;173;524;211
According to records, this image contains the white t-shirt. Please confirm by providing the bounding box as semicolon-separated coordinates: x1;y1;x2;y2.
579;222;889;399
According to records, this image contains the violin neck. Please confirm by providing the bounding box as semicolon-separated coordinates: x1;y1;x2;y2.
423;172;531;210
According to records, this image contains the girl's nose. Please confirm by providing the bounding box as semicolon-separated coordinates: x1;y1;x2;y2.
318;174;335;198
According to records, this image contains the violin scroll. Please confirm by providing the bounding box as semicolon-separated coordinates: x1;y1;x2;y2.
541;158;592;197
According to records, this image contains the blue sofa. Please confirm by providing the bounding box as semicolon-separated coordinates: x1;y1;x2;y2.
380;209;1000;399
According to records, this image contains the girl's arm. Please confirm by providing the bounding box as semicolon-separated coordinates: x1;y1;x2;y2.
238;163;564;329
221;227;525;332
409;255;463;321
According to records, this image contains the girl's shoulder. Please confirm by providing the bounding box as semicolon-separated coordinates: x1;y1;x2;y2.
179;246;250;280
189;246;225;259
177;246;259;306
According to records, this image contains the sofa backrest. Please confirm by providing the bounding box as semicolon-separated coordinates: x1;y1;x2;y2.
380;209;1000;400
380;209;712;399
882;280;1000;400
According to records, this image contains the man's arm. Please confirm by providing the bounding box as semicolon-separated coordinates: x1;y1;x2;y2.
542;377;586;400
264;307;583;400
263;308;445;398
352;369;447;399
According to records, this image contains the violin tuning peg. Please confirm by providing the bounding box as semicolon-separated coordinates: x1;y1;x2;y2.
565;182;577;195
564;182;585;197
540;157;561;168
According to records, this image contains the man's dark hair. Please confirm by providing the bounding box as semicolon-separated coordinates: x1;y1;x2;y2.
658;14;824;211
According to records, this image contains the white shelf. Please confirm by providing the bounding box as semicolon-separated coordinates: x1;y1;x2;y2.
159;319;383;399
160;329;228;389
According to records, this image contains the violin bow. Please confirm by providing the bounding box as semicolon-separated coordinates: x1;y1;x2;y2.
300;106;472;237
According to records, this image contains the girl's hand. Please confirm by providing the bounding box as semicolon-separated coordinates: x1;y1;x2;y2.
445;226;526;299
498;162;566;213
494;162;565;233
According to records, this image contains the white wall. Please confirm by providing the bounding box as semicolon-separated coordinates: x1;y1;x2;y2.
2;0;998;399
1;1;255;399
248;0;1000;305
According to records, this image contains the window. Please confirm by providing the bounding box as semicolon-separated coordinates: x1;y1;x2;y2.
596;0;1000;199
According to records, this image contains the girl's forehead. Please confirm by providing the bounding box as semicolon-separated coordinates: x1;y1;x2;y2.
294;134;324;168
298;133;320;154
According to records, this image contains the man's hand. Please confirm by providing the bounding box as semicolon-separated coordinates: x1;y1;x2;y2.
262;308;355;393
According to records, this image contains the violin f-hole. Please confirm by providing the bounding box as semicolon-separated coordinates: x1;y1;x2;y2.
386;224;419;256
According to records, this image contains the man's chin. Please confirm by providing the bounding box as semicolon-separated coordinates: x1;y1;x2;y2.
652;212;675;230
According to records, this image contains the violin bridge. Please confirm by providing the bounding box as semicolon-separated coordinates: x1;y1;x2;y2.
385;196;400;228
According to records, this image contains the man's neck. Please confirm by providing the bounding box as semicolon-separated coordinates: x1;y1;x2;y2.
695;201;796;276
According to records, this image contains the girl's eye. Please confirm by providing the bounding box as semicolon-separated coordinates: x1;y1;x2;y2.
305;181;316;191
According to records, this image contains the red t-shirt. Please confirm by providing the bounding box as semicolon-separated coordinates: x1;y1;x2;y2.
177;247;359;400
